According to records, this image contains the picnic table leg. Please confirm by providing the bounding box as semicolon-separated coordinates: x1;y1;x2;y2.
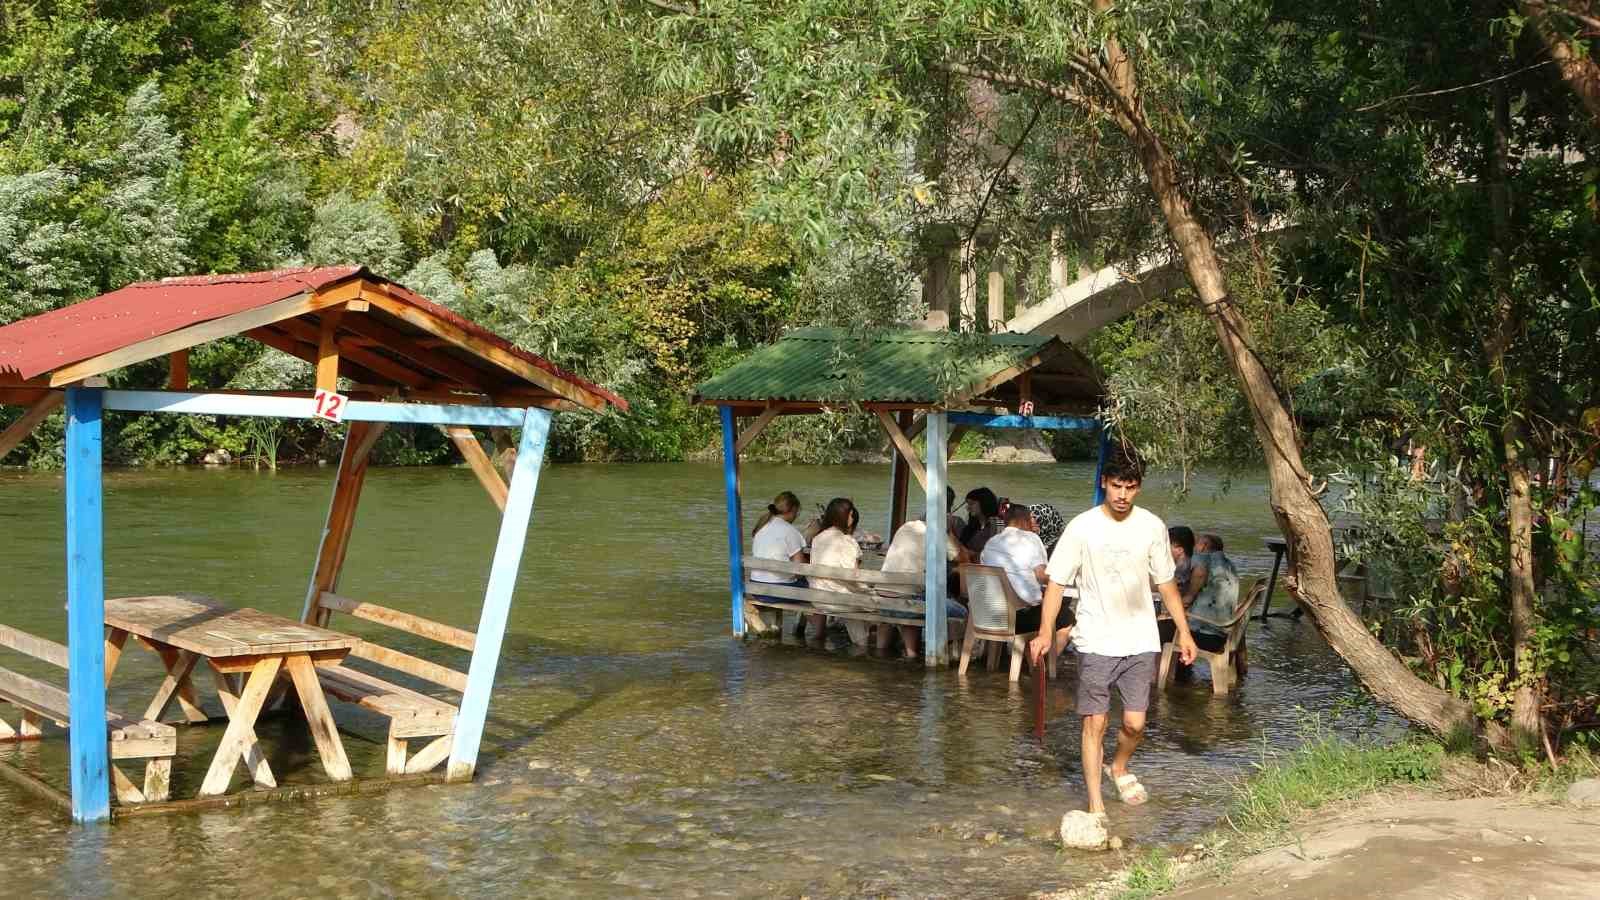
201;658;281;796
1258;544;1286;621
282;653;351;782
103;628;128;687
144;645;208;723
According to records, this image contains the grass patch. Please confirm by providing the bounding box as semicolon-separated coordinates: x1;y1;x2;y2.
1116;850;1179;900
1227;730;1444;837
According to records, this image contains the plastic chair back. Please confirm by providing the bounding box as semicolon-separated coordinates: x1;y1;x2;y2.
963;565;1013;633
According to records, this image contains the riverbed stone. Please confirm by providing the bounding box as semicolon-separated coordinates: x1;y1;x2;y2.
1058;810;1109;850
1566;778;1600;806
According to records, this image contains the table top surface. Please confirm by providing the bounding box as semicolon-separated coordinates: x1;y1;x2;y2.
105;594;359;658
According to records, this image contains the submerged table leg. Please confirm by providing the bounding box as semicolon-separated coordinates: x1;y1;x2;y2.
144;646;208;723
283;653;351;782
102;629;128;687
201;657;281;796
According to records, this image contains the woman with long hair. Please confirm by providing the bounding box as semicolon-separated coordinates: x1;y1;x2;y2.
806;497;862;642
960;487;1003;554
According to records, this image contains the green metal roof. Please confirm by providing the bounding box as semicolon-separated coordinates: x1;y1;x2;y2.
693;327;1096;407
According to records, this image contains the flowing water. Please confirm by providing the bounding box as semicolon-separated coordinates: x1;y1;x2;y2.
0;461;1400;898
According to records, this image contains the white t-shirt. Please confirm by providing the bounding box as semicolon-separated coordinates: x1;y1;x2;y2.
980;526;1049;606
1046;505;1175;657
878;519;959;596
808;527;862;594
750;517;807;583
881;520;959;576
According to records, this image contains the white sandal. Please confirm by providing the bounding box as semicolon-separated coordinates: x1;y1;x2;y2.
1104;765;1149;805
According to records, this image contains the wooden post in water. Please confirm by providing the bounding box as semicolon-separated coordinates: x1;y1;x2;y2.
64;385;110;823
448;407;552;782
1093;423;1111;506
886;411;913;540
719;405;747;637
922;410;949;665
301;421;386;625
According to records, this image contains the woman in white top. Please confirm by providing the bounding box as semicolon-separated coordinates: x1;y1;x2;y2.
750;491;807;583
748;491;812;638
807;497;864;640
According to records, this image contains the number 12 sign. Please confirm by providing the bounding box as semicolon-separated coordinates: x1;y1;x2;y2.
313;389;348;423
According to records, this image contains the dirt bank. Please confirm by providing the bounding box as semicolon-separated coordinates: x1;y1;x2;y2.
1162;794;1600;900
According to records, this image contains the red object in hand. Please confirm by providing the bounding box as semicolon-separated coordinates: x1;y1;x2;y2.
1034;662;1046;744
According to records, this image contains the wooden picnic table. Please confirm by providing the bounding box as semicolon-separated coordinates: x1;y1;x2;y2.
103;595;360;798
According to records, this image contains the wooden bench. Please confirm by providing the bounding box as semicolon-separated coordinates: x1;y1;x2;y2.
740;556;963;652
0;624;176;804
306;593;466;776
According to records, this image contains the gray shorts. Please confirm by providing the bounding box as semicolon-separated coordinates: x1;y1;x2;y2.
1076;652;1158;716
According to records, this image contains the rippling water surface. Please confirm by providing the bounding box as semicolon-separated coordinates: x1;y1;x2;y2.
0;461;1400;898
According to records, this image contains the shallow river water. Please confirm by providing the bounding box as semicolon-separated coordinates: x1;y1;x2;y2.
0;461;1398;898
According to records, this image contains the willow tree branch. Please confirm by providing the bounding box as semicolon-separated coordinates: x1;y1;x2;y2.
963;101;1045;247
934;60;1113;122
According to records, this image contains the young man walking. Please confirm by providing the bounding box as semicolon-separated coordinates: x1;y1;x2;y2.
1028;448;1197;814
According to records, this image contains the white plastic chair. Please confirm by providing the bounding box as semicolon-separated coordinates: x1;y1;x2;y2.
957;564;1059;681
1158;578;1263;695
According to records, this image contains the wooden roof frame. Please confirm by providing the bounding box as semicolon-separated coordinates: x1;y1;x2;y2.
29;276;611;413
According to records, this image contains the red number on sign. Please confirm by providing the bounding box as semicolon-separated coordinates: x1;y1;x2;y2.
313;389;347;423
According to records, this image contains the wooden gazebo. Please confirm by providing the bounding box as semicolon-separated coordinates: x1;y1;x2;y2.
692;327;1106;665
0;266;625;822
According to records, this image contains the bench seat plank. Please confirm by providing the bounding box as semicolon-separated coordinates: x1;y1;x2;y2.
740;556;921;587
744;581;928;614
0;665;175;751
316;665;456;739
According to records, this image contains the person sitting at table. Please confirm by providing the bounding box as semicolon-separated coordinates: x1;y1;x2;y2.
806;497;864;641
1159;532;1242;666
1169;525;1196;597
981;502;1073;642
749;491;808;628
960;487;1003;555
875;509;967;658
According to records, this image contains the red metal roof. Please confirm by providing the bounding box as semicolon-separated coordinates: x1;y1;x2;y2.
0;266;626;410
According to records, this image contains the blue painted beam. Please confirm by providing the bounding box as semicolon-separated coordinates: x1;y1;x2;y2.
944;412;1100;431
446;407;553;782
64;387;110;823
922;411;949;664
1093;426;1111;506
719;406;747;637
101;390;527;427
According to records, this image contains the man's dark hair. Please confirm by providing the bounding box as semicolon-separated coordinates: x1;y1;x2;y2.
1202;533;1225;552
1004;502;1033;525
1100;445;1145;484
1168;526;1195;557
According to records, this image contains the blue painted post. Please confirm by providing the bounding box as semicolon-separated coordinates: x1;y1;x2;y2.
1093;424;1111;506
719;405;747;637
447;407;552;782
64;386;110;823
922;410;949;665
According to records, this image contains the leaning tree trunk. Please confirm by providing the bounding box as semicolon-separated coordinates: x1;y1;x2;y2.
1086;1;1501;746
1522;1;1600;125
1486;80;1546;749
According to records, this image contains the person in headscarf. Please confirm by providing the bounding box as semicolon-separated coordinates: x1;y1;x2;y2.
1030;502;1066;556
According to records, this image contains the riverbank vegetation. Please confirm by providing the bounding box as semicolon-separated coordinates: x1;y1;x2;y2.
1098;725;1600;900
2;3;1597;757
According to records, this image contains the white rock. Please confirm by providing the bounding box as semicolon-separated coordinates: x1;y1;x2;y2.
1566;778;1600;807
1059;810;1109;850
